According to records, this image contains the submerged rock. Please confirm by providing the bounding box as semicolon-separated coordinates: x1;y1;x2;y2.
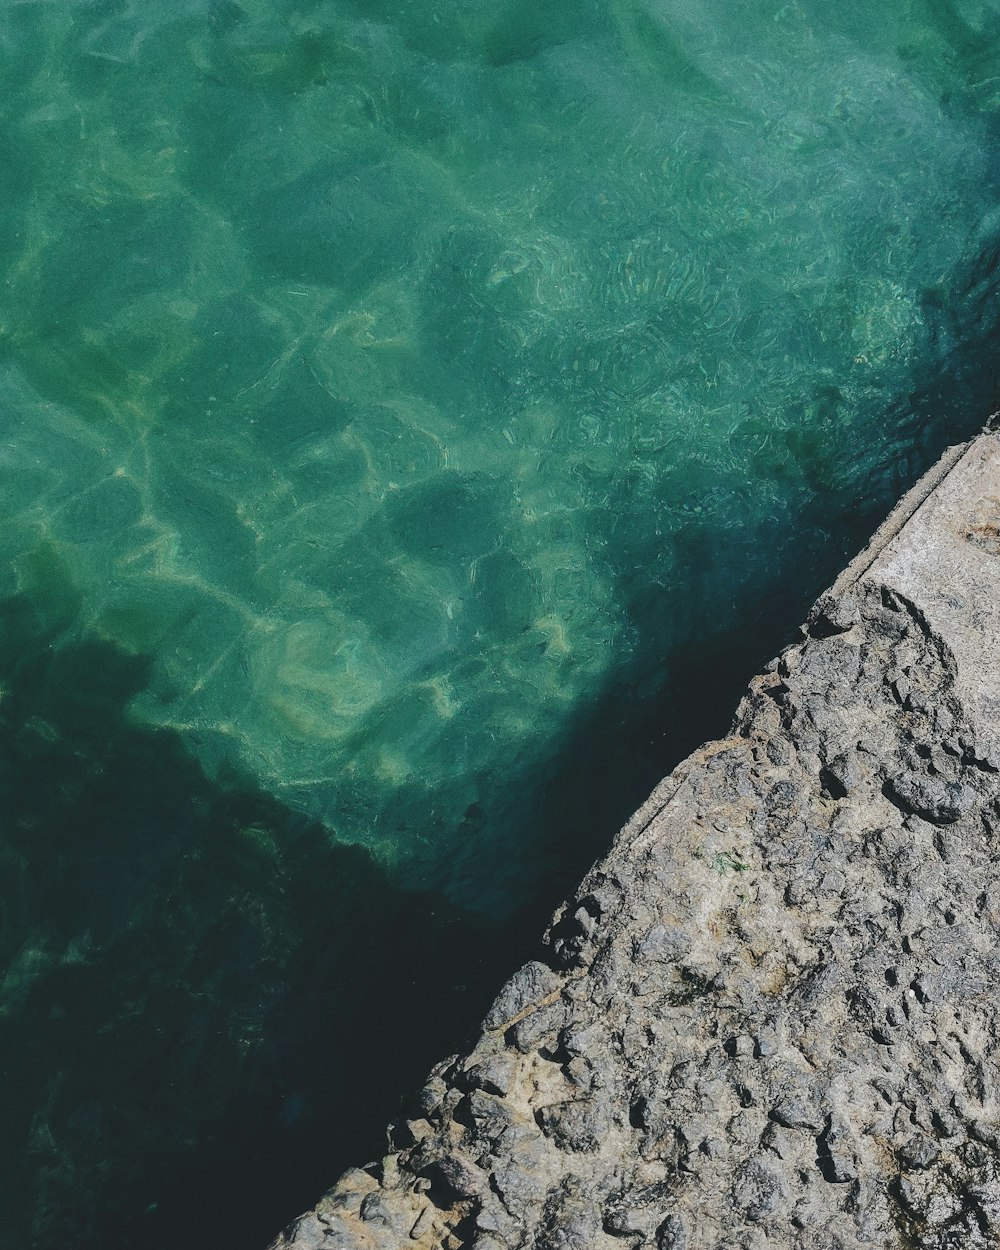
267;430;1000;1249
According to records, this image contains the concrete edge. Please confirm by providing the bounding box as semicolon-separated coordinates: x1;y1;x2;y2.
832;430;997;596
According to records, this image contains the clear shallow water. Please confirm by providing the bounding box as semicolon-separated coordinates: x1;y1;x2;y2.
3;0;1000;1245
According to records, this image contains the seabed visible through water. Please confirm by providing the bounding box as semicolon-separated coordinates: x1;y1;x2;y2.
2;2;1000;1246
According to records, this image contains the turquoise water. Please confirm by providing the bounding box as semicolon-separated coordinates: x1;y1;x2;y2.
4;0;1000;1245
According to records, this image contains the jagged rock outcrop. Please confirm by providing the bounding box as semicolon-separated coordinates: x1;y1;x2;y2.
268;431;1000;1249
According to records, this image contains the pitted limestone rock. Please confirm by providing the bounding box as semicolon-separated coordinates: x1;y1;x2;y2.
267;432;1000;1250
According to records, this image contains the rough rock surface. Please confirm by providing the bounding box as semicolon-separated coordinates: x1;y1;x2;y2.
268;431;1000;1250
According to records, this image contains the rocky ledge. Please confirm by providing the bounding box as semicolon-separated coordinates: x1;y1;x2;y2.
269;430;1000;1250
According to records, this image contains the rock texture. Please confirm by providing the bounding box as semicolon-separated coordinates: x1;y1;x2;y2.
268;431;1000;1250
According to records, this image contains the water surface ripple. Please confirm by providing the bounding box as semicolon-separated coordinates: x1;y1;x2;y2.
2;1;1000;1245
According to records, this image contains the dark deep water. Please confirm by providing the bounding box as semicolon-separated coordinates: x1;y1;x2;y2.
4;1;1000;1246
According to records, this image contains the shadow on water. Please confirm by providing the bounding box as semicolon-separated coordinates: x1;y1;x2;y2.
2;278;999;1249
